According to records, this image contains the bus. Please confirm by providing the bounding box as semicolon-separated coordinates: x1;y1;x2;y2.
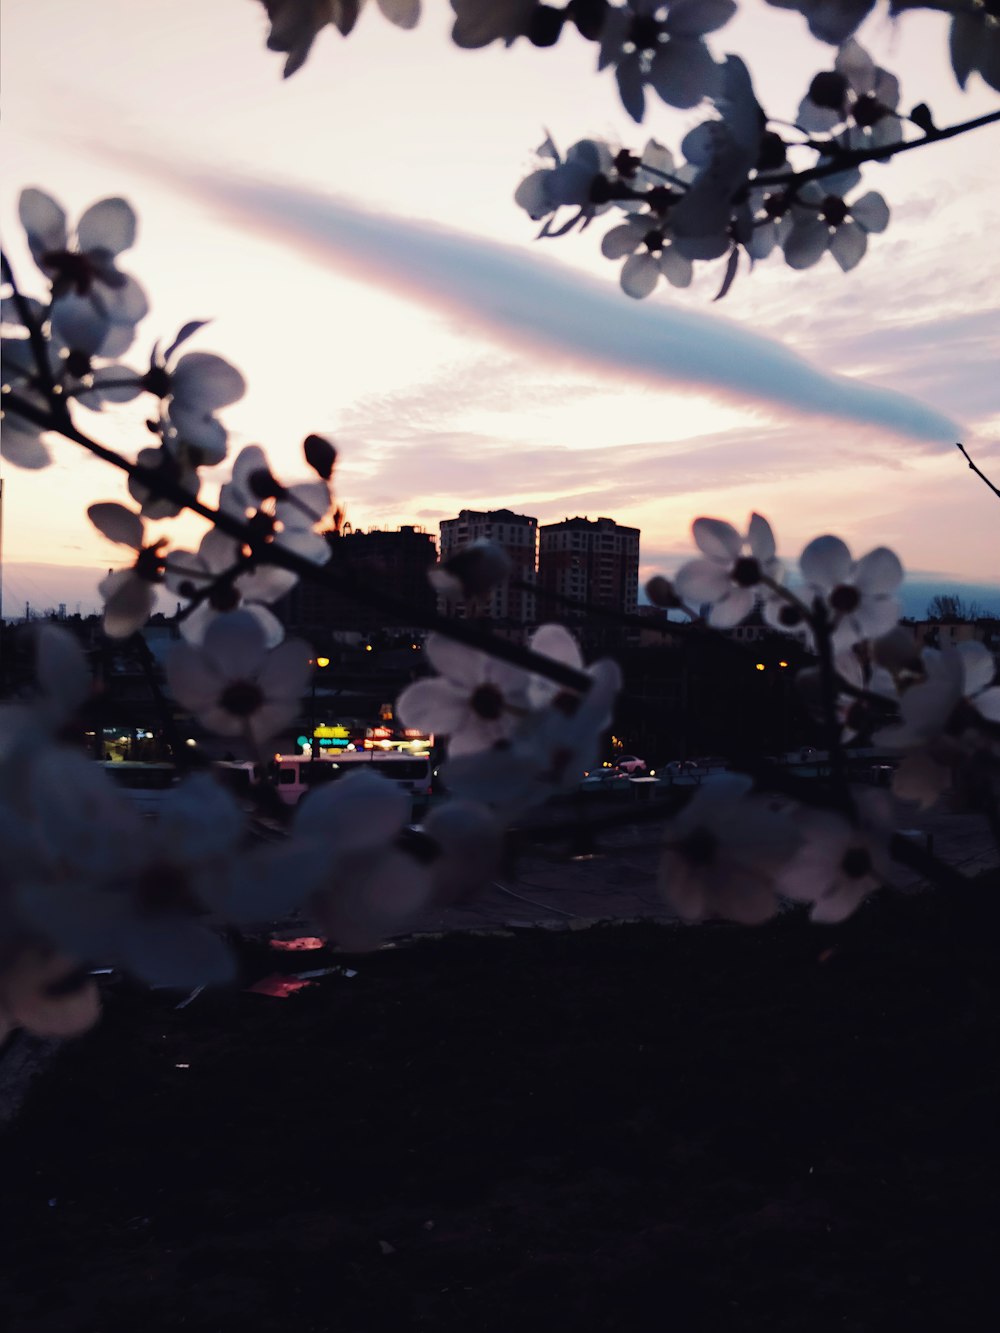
270;751;433;808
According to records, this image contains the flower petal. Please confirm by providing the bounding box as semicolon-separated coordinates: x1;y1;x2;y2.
36;625;90;714
159;773;242;864
783;216;831;270
256;637;312;700
19;187;67;255
50;294;112;356
88;502;145;549
425;633;487;685
396;678;470;736
692;517;742;562
296;768;408;848
165;642;222;709
708;587;755;628
850;190;890;234
0;405;51;468
667;0;736;38
620;251;660;299
659;245;693;287
601;223;642;259
615;52;646;124
100;273;148;326
76;197;137;255
829;219;867;272
747;513;776;562
171;352;246;411
853;546;903;595
800;535;853;590
959;642;996;696
674;558;732;604
377;0;420;29
99;569;155;638
836;38;877;95
202;610;268;679
649;37;720;110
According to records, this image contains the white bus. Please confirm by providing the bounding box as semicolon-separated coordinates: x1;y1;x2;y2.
270;751;433;807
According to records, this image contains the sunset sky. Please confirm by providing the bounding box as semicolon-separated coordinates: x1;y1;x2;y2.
2;0;998;618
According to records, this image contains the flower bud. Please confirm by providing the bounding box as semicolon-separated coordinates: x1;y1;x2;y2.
303;433;337;480
645;575;682;609
430;539;513;598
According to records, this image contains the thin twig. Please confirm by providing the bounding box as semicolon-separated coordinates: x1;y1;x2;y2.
763;108;1000;192
955;441;1000;501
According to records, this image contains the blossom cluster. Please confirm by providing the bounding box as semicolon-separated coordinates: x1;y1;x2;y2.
255;1;998;301
647;513;1000;924
514;41;895;299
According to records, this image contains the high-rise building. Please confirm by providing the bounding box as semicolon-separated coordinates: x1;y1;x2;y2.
537;516;640;624
281;525;437;636
438;508;538;625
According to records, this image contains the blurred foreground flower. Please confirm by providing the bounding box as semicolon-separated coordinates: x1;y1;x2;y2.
19;188;147;356
166;610;312;742
658;774;800;923
673;513;781;628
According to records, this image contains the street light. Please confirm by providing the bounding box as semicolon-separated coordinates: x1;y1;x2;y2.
308;656;331;765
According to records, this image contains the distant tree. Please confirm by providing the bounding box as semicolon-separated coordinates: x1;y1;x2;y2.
925;594;988;622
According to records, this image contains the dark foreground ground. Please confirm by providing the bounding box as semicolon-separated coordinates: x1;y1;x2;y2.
2;875;1000;1333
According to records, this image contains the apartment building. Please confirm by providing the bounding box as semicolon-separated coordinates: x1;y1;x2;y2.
537;515;640;623
438;508;538;625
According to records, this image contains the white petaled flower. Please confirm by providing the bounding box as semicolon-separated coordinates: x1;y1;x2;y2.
19;755;243;988
220;445;332;565
658;774;800;924
165;528;295;647
598;0;733;123
797;39;903;151
674;513;781;628
798;535;903;648
782;183;890;272
165;610;312;742
515;137;617;236
18;188;148;356
601;215;693;298
442;657;622;816
873;642;1000;807
778;791;898;923
396;635;531;757
295;771;434;951
89;502;167;638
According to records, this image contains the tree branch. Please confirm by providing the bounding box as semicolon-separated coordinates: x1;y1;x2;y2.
955;440;1000;501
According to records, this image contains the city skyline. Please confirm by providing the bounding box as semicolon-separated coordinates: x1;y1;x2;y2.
4;501;998;625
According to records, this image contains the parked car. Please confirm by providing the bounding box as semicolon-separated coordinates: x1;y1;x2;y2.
579;767;631;793
614;754;648;775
